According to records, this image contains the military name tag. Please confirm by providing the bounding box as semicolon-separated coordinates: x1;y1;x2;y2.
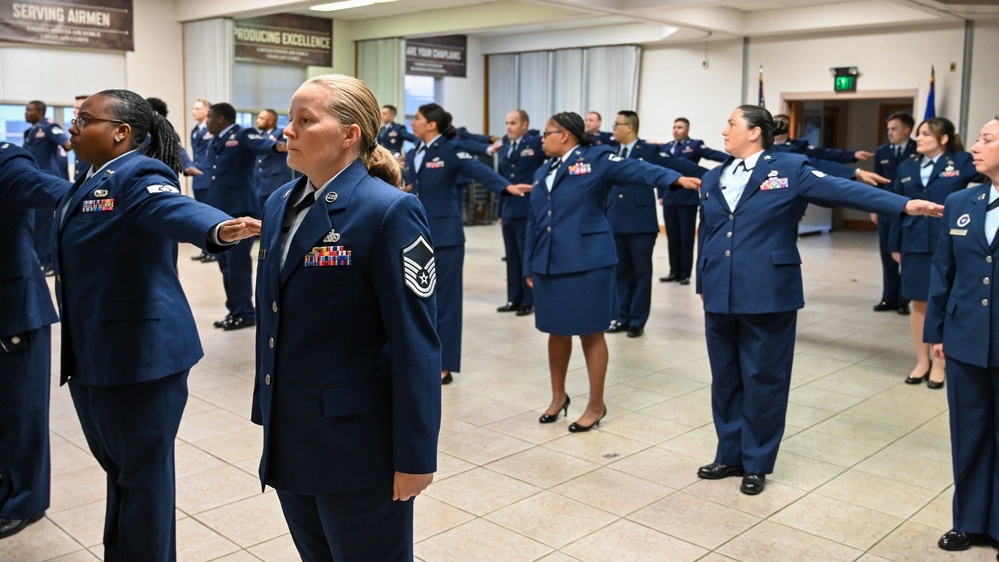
900;177;912;183
304;246;351;267
82;199;114;212
950;229;968;236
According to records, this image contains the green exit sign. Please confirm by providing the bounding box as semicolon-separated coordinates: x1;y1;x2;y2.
834;75;857;92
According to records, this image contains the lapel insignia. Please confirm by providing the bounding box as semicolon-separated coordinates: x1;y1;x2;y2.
402;234;436;298
282;188;293;199
93;188;109;198
764;155;772;160
957;213;971;227
105;169;114;175
323;229;341;243
979;193;987;200
325;192;338;203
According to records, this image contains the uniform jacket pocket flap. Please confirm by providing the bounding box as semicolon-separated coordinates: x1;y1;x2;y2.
323;377;391;417
0;261;23;281
99;300;162;321
770;248;802;265
580;221;609;234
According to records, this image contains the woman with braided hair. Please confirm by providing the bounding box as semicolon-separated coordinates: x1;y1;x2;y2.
58;89;259;560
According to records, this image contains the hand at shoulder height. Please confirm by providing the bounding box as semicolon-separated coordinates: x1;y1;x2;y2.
904;199;944;218
218;217;262;242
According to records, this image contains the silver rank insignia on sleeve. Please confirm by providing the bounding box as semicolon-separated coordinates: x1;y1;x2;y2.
402;234;436;298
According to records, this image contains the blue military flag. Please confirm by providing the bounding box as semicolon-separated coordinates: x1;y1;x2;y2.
923;66;936;120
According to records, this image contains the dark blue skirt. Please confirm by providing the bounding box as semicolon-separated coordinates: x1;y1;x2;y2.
900;251;932;302
533;265;615;336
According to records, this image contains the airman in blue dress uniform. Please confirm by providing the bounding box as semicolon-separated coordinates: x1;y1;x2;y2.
0;143;71;539
254;109;293;208
252;75;440;562
925;118;999;556
872;112;918;314
526;111;699;432
605;111;707;337
695;105;941;496
889;117;983;388
377;104;417;156
204;102;287;331
404;103;530;384
584;111;615;146
23;100;72;274
55;90;258;560
490;110;546;315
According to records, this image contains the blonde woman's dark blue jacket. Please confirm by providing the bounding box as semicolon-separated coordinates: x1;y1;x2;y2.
52;151;233;386
251;160;441;493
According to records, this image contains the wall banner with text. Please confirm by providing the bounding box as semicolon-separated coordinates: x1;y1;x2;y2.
0;0;134;51
234;14;332;67
406;35;466;78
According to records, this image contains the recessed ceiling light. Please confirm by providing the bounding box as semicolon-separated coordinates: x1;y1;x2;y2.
310;0;397;12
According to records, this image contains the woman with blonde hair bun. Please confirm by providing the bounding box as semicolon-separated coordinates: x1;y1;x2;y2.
252;74;442;561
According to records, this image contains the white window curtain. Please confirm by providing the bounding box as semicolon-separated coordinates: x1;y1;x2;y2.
487;45;640;136
234;62;306;112
585;45;642;124
357;38;405;111
488;54;518;135
184;19;234;113
517;51;551;130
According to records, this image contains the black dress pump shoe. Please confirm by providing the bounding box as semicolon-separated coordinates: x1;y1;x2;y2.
927;377;945;390
905;369;929;384
441;372;453;385
539;396;570;424
568;408;606;433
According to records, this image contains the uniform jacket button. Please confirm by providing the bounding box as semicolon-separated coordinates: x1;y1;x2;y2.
272;301;278;312
269;337;275;348
265;374;272;385
725;250;731;256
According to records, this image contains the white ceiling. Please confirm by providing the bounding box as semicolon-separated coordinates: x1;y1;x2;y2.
273;0;999;43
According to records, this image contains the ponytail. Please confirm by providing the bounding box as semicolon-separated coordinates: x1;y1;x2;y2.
363;144;403;188
145;113;183;174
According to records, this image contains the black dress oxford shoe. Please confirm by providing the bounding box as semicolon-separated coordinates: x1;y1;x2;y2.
937;529;996;551
497;302;518;312
873;301;897;312
740;473;766;495
605;321;629;334
626;326;644;338
897;304;910;315
697;463;745;480
213;314;233;328
221;316;255;331
659;275;679;283
0;514;43;539
678;278;691;286
515;306;534;316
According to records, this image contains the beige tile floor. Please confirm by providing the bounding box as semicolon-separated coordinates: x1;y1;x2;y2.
4;226;992;562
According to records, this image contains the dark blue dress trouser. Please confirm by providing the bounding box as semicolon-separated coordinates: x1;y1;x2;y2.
662;204;698;280
69;370;189;562
436;245;464;372
947;357;999;539
613;232;657;328
217;237;255;318
501;218;532;307
705;311;797;475
0;327;51;519
277;483;414;562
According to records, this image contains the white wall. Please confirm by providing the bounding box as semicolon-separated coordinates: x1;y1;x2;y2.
441;35;486;135
748;24;965;122
968;19;999;136
636;39;743;151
